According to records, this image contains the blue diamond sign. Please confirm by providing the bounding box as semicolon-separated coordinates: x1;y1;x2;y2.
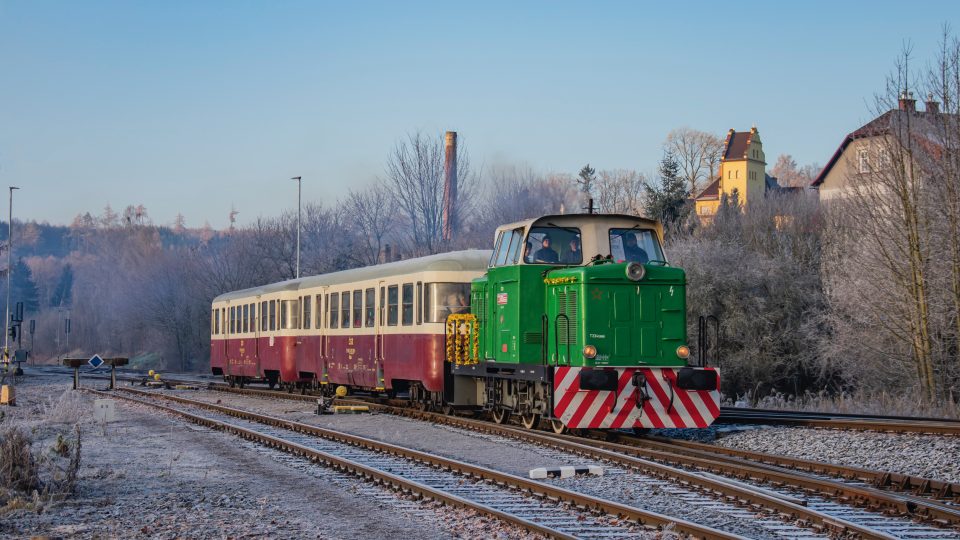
88;354;104;369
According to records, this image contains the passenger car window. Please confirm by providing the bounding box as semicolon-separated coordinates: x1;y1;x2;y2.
365;288;375;327
303;296;311;330
341;292;350;329
424;283;471;322
353;290;362;328
402;283;414;326
387;285;398;326
329;294;339;329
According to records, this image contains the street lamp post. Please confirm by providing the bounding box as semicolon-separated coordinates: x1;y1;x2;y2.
291;176;301;279
4;186;19;358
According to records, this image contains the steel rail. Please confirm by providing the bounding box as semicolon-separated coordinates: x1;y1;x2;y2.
186;388;906;539
626;435;960;502
108;388;743;540
328;396;960;534
718;410;960;436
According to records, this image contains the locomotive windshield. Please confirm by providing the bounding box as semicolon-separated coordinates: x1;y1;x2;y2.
424;283;471;322
524;226;582;265
609;228;664;264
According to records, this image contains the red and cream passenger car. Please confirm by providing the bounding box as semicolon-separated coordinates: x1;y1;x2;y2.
210;250;490;394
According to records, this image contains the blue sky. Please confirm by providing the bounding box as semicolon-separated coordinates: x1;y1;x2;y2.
1;1;956;228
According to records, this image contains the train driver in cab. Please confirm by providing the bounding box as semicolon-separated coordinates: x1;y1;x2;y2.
533;234;559;263
623;233;649;264
561;237;581;264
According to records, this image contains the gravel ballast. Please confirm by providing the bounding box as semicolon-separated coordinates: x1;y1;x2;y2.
714;426;960;484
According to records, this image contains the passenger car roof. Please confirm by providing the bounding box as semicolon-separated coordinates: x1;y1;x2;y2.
213;249;493;303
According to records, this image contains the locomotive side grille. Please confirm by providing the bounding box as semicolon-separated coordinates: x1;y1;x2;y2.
523;332;542;344
557;290;578;345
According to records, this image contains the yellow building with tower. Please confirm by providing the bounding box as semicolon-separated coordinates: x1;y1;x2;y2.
695;126;770;218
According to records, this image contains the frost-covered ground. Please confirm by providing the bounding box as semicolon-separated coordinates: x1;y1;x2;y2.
0;373;537;540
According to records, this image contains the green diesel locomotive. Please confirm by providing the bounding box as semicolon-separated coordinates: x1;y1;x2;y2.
446;213;720;433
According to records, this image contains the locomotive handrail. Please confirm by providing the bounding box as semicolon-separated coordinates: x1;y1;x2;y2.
553;314;572;366
540;314;548;365
697;315;720;367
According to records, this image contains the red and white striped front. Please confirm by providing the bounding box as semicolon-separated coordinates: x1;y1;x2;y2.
553;366;721;429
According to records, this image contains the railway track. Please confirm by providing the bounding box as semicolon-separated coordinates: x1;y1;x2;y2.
174;384;960;539
99;387;743;540
717;407;960;436
28;365;960;436
27;366;960;538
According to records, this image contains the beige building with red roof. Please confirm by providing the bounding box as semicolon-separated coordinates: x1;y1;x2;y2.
694;127;770;218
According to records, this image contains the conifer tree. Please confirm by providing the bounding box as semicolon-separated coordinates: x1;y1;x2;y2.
643;152;689;226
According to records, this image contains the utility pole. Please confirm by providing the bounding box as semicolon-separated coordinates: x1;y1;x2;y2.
291;176;301;278
4;186;19;360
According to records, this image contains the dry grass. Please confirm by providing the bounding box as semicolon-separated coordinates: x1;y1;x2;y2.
0;389;84;515
746;390;960;420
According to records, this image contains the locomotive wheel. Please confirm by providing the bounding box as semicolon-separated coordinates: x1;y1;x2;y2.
491;407;507;424
238;378;246;389
442;404;454;416
550;419;567;434
228;377;236;388
520;413;541;430
267;378;277;390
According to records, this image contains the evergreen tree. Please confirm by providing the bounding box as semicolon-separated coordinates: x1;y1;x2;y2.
50;263;74;308
643;152;689;226
11;259;40;313
577;164;596;195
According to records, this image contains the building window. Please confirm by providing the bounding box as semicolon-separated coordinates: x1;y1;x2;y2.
858;148;870;173
877;147;891;170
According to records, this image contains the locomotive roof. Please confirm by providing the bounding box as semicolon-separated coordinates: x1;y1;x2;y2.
213;249;492;303
498;213;660;231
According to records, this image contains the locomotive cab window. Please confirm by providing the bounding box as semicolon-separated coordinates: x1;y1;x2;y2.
525;226;581;265
609;228;664;264
424;283;471;323
492;228;524;267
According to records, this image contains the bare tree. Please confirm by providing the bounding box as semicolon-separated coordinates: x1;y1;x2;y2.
594;169;646;215
770;154;821;188
664;128;724;195
347;183;398;266
384;131;474;256
821;40;960;402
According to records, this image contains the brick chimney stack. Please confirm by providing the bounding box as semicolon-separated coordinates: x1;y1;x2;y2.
898;90;916;112
925;93;940;114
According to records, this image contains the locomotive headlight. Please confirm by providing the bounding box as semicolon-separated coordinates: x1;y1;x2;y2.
676;345;691;359
625;262;645;281
583;345;598;359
